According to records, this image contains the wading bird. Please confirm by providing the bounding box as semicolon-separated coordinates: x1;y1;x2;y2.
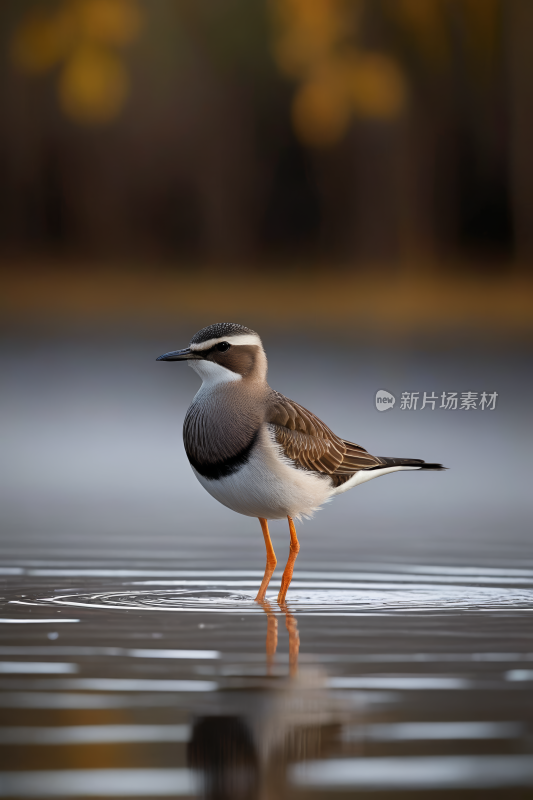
157;323;443;603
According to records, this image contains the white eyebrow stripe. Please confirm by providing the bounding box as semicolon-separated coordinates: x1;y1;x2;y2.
190;334;262;351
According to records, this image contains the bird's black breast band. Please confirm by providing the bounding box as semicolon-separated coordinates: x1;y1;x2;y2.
186;429;259;480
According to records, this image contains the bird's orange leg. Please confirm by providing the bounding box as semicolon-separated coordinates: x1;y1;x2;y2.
255;517;277;602
277;515;300;604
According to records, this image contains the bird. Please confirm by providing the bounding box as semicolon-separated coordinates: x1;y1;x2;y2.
157;322;444;604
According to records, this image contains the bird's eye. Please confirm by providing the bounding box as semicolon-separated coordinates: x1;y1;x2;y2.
216;342;231;352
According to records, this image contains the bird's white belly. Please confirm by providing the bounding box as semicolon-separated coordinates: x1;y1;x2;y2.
192;426;333;520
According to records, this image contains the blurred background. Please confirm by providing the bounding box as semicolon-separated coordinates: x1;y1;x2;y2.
0;0;532;338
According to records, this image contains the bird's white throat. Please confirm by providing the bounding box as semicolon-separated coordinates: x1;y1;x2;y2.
189;359;242;388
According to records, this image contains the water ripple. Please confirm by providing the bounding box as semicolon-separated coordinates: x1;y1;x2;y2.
13;573;533;615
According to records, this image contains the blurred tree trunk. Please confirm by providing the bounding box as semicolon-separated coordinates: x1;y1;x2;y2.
313;120;405;266
508;0;533;270
350;120;401;263
396;101;443;275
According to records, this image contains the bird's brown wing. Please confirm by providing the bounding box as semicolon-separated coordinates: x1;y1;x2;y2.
267;392;383;484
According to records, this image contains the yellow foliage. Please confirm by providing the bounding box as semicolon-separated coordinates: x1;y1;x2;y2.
10;6;77;74
269;0;407;147
76;0;142;46
10;0;142;125
349;53;406;119
292;64;352;147
270;0;359;78
59;45;129;123
271;0;501;147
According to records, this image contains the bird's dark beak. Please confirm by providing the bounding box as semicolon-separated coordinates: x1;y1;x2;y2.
156;347;200;361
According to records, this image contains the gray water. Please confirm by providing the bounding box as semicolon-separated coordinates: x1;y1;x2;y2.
1;335;532;798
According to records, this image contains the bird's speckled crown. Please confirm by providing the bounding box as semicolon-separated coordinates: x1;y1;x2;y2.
190;322;257;345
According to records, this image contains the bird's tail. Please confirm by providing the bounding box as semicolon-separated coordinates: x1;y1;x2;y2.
374;457;446;471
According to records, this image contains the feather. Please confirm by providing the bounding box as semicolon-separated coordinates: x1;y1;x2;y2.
267;391;383;482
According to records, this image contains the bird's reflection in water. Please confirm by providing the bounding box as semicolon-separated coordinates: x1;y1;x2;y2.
259;599;300;677
188;602;345;799
188;716;260;800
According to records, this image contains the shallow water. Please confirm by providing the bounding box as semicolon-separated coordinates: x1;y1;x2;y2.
1;337;532;797
2;561;533;798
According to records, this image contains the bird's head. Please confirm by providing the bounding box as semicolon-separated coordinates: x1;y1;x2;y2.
157;322;267;386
